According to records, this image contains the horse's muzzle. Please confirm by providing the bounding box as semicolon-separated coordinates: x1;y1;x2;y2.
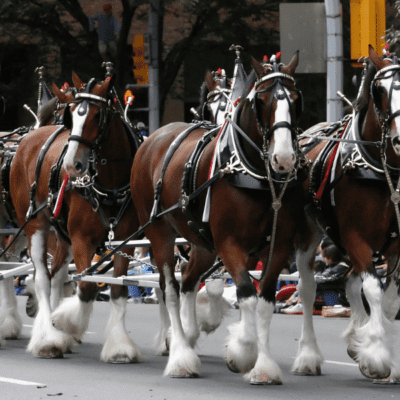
271;152;296;173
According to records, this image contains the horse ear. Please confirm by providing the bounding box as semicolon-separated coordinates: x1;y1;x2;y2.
281;50;299;76
98;74;116;98
72;71;84;90
368;44;391;71
251;57;265;79
205;70;216;91
52;82;68;103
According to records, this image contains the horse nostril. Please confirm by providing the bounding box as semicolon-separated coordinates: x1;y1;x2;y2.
279;165;285;171
74;161;83;172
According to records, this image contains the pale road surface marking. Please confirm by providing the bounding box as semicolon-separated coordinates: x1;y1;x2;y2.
0;377;47;387
23;324;96;334
292;357;358;367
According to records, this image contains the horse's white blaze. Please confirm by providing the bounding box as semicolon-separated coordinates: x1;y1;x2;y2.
28;231;75;356
225;296;258;373
380;76;400;155
63;106;88;172
352;273;393;377
270;89;296;172
51;287;93;342
162;264;200;377
292;244;324;375
244;298;283;384
101;297;141;363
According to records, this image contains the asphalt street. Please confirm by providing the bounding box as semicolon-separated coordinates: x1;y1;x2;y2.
1;295;400;400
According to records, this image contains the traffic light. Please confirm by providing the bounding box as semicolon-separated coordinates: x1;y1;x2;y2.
350;0;386;60
131;34;149;85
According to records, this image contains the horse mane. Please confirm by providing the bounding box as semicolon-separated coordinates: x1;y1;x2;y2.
353;61;376;113
237;69;256;111
195;81;209;120
38;97;58;127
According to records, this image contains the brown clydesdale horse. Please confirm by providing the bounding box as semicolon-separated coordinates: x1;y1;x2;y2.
10;73;142;361
0;94;75;346
130;53;312;383
295;45;400;382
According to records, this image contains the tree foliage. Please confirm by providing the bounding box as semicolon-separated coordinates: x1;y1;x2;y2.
0;0;286;125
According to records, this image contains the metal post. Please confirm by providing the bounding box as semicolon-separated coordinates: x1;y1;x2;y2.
325;0;343;122
147;0;160;134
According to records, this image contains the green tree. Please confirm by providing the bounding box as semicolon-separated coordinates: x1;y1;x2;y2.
0;0;284;126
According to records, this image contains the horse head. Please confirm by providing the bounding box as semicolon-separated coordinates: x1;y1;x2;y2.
249;51;302;173
53;72;115;177
368;45;400;157
204;70;232;125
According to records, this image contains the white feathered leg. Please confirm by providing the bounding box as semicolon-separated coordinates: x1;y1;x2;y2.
51;287;94;343
245;298;283;385
225;296;258;374
163;265;200;377
154;288;171;356
292;247;324;375
342;274;367;360
28;231;75;357
353;273;392;379
380;278;400;382
101;297;142;363
0;277;22;340
50;247;73;312
196;279;230;334
181;284;200;348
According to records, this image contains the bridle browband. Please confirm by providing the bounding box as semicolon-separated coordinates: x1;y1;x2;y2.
67;80;114;151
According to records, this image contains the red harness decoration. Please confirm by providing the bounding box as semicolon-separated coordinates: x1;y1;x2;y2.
314;124;348;202
53;173;69;218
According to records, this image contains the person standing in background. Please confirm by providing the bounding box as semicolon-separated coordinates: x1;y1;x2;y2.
88;4;120;61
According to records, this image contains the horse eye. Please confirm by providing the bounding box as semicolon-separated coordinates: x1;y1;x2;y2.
94;111;101;122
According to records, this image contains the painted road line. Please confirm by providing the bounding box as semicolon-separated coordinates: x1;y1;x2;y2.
292;357;358;367
0;377;47;387
23;324;96;334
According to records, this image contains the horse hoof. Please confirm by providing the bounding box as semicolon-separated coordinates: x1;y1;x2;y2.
226;359;241;373
250;374;282;385
170;370;199;378
293;365;321;376
4;335;18;340
109;356;138;364
359;364;391;380
37;347;64;359
347;346;357;361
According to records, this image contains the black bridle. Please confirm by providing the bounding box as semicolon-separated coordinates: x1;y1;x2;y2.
252;65;303;144
67;79;115;153
371;56;400;126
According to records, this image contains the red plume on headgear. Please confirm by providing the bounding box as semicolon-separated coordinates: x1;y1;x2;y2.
385;43;390;50
217;68;222;74
263;55;268;62
276;52;282;60
64;82;69;87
